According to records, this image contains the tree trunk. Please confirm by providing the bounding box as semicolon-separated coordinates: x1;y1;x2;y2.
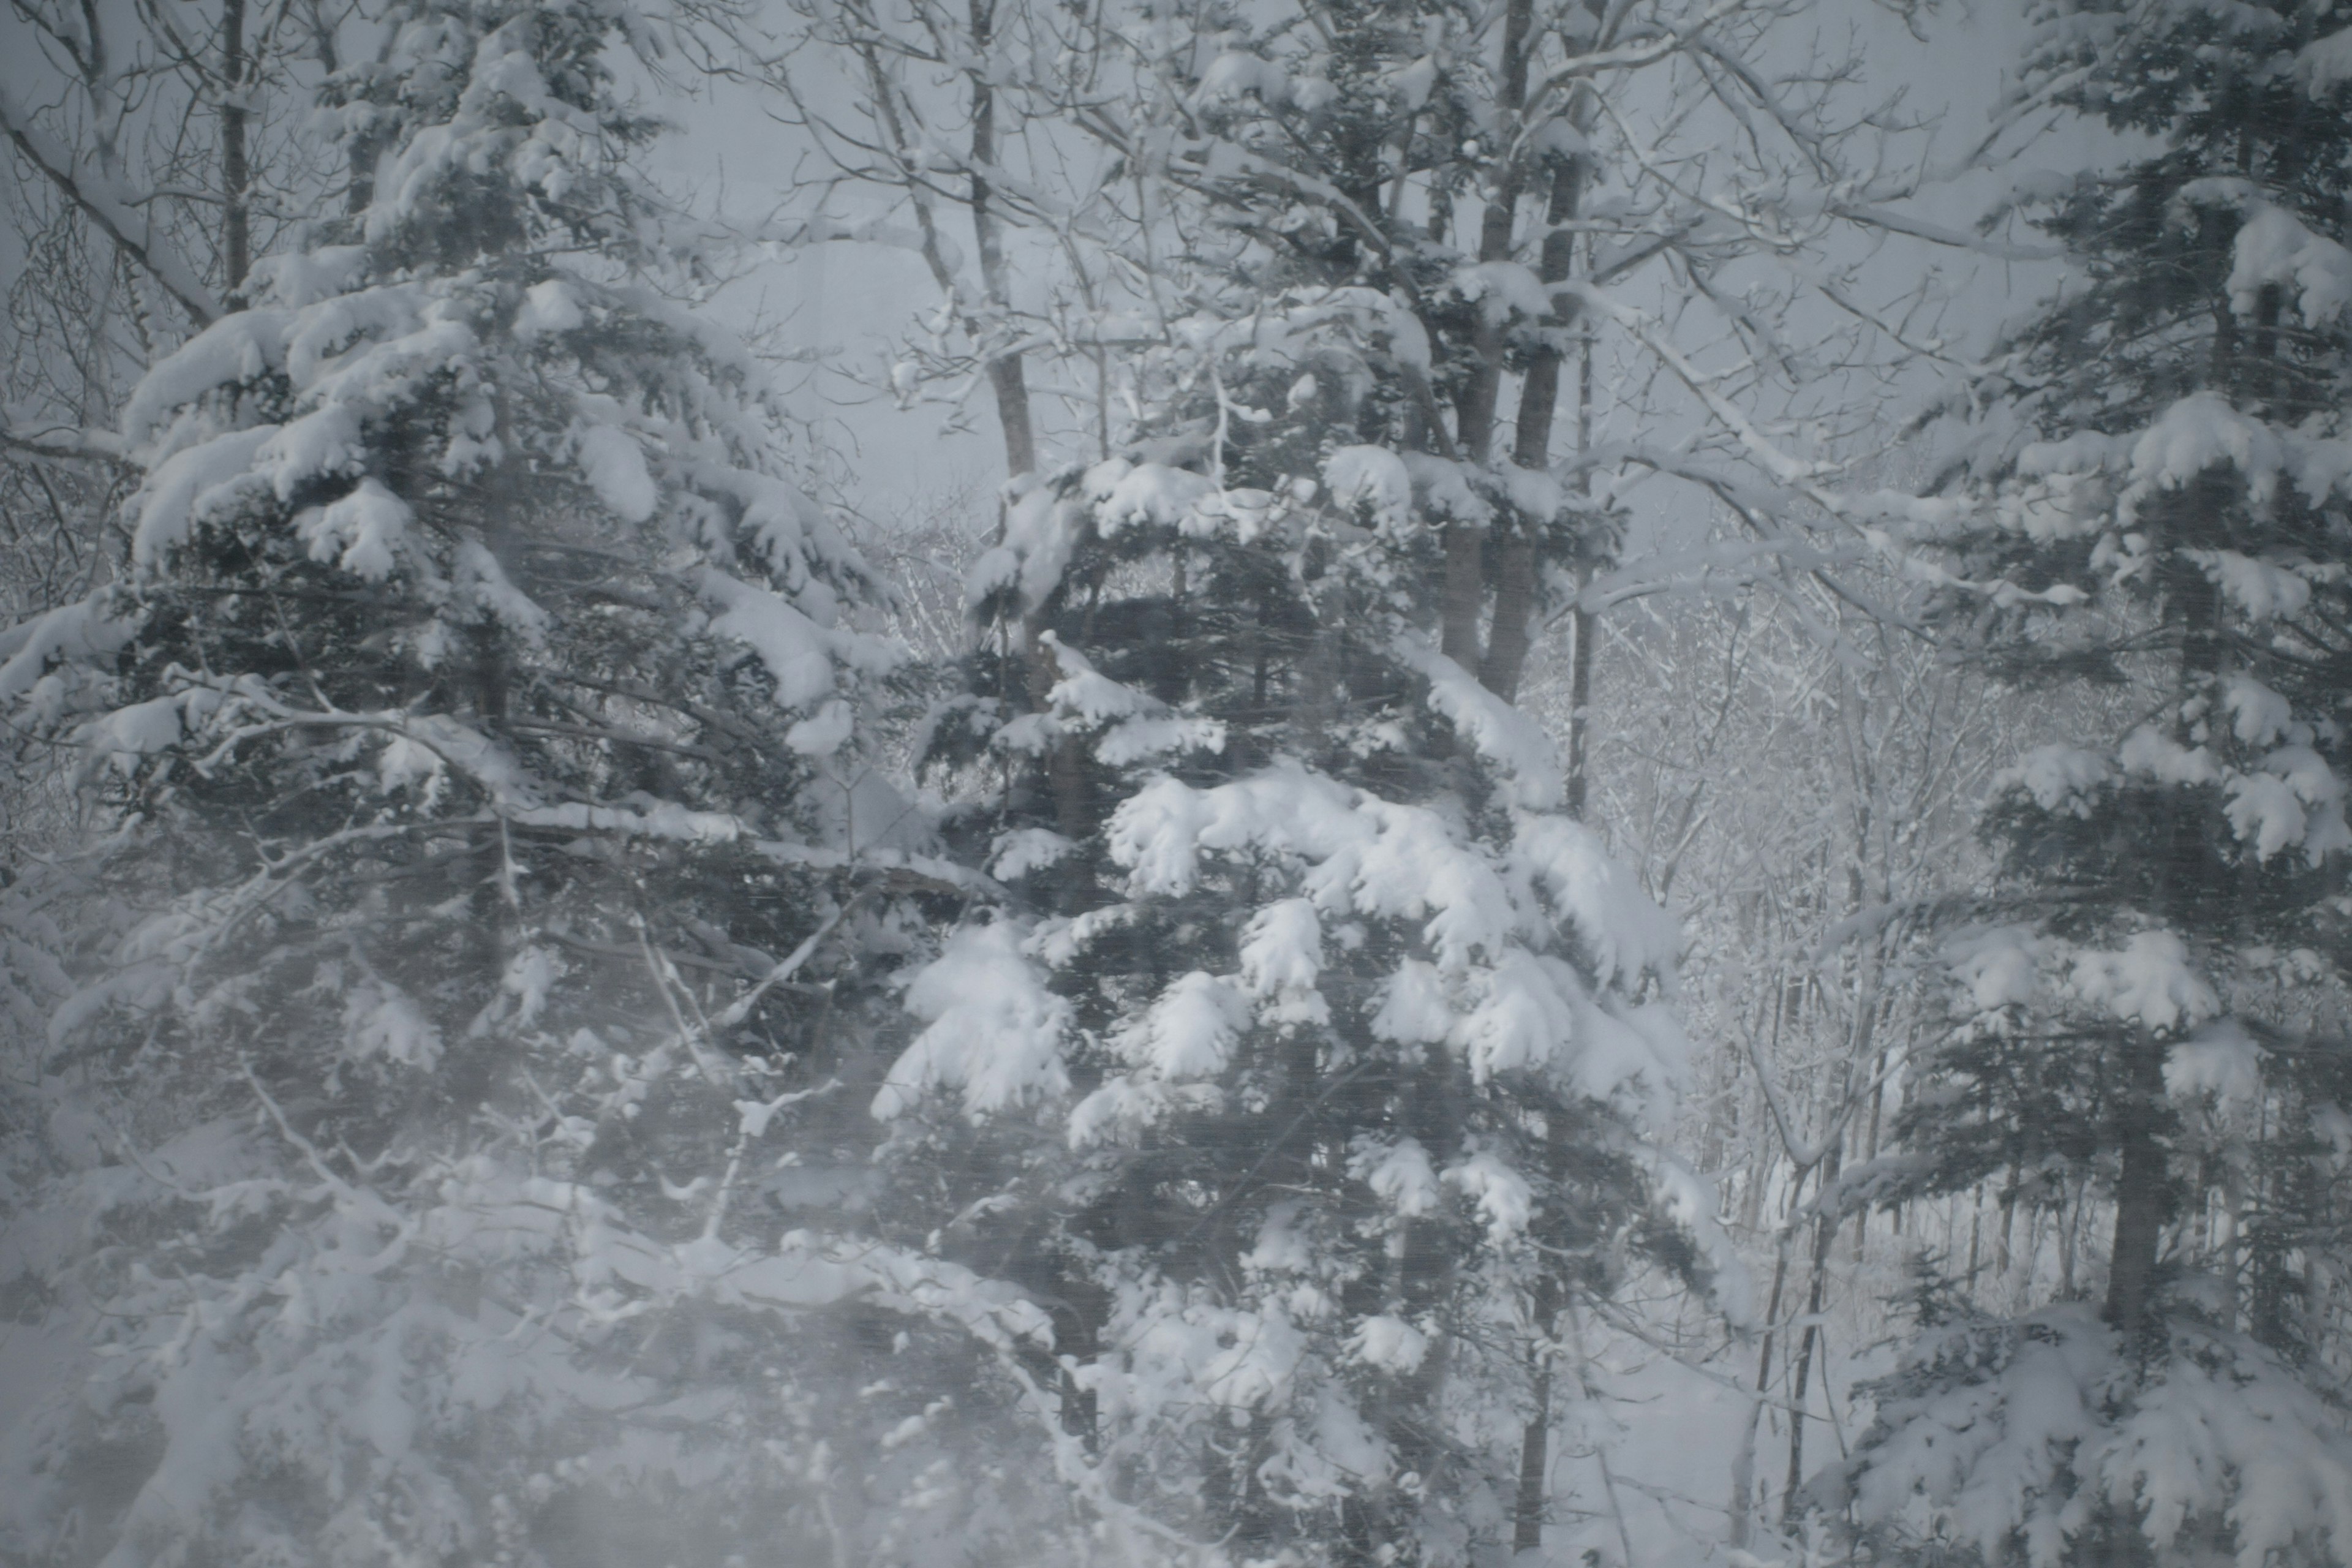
1562;590;1593;821
2103;1030;2171;1346
1781;1142;1840;1521
1480;145;1589;701
220;0;250;301
1510;1271;1559;1554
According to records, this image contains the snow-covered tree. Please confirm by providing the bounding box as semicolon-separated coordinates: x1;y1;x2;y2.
0;3;1085;1562
1821;3;2352;1562
847;0;1926;1558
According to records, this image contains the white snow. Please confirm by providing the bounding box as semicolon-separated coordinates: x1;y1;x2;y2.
2116;727;2220;788
2123;393;2283;514
2226;770;2307;861
295;478;412;579
1238;899;1324;999
988;827;1077;880
2221;674;2294;747
1348;1314;1430;1372
2067;931;2217;1035
1352;1137;1441;1217
1948;926;2044;1012
577;423;658;522
342;976;444;1068
2228;203;2352;326
968;483;1089;613
2165;1019;2264;1111
1443;1151;1534;1244
698;569;852;710
2296;24;2352;91
1370;959;1456;1044
1115;970;1251;1079
1192;51;1290;107
1322;445;1414;529
1999;744;2112;816
1453;260;1554;325
2195;549;2312;620
120;311;291;441
514;278;585;337
1094;462;1215;535
1847;1309;2352;1568
1511;813;1683;989
0;600;134;707
129;427;276;566
1450;951;1579;1082
873;921;1071;1121
1395;634;1564;809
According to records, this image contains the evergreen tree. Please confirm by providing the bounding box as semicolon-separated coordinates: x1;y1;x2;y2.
1823;2;2352;1562
871;2;1762;1561
0;3;1071;1562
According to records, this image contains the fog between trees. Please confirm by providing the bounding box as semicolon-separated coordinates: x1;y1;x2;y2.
2;0;2351;1563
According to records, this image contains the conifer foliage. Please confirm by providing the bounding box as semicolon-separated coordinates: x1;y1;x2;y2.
1825;3;2352;1562
0;3;1058;1562
871;2;1774;1559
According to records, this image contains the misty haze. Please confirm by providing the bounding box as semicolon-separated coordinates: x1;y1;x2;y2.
1;0;2349;1562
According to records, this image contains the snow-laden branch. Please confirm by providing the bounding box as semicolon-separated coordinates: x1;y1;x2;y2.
0;414;129;463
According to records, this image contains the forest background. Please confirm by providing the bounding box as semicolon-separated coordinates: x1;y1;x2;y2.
1;0;2349;1563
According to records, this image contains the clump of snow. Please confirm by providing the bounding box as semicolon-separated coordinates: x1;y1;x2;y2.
2165;1019;2264;1112
295;478;412;579
2226;771;2309;861
0;600;134;707
1997;471;2114;541
576;423;657;522
1109;764;1523;971
2296;25;2352;92
989;827;1077;880
453;540;550;643
1351;1137;1441;1217
1093;462;1216;537
1395;635;1562;809
1322;445;1412;529
2226;204;2352;326
2193;549;2312;620
1367;958;1451;1045
1839;1308;2352;1568
120;312;293;442
698;568;892;722
1998;745;2112;816
1192;51;1289;108
513;278;584;337
1115;971;1251;1080
1511;814;1682;989
1237;900;1321;994
2122;393;2285;519
1452;261;1553;325
2221;675;2294;747
2067;931;2217;1034
129;428;276;566
1450;949;1578;1082
2245;744;2352;863
968;482;1090;614
1348;1315;1430;1372
1947;927;2043;1013
873;921;1071;1121
1401;453;1491;524
1444;1152;1534;1245
342;975;443;1068
2116;727;2220;788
